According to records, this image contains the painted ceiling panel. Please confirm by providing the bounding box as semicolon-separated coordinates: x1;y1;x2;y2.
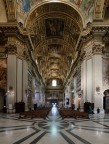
14;0;96;84
16;0;95;24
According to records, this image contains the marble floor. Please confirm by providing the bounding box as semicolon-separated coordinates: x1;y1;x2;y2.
0;107;109;144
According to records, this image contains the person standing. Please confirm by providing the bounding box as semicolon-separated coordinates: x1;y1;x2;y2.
97;107;100;114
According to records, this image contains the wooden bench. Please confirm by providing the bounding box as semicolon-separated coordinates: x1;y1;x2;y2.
74;111;89;119
19;111;33;118
59;109;89;119
19;109;50;119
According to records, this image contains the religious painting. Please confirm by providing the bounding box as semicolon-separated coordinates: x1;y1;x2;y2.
0;59;7;89
45;18;64;37
22;0;30;13
80;0;94;22
69;0;94;23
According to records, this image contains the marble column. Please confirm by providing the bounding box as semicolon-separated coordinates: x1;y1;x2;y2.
81;59;87;103
74;76;78;109
86;58;93;102
22;60;28;110
81;43;104;112
7;54;17;107
16;58;23;102
92;44;104;110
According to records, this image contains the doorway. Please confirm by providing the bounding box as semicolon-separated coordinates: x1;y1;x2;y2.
50;99;58;107
0;88;6;112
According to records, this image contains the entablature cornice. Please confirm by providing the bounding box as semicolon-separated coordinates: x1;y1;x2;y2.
92;25;109;33
0;23;28;42
77;25;109;51
0;24;33;57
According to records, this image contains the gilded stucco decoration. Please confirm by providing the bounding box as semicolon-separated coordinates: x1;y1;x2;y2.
12;0;103;85
16;0;95;25
4;0;16;21
94;0;104;20
24;2;84;84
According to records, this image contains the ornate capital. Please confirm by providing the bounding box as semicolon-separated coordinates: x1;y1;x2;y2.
82;43;104;60
5;44;17;54
85;50;93;59
92;43;104;55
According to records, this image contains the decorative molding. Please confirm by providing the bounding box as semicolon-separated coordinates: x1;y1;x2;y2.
92;26;109;33
94;0;105;20
0;24;27;42
5;43;17;54
4;0;16;22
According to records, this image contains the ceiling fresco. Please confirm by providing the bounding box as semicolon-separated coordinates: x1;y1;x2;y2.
24;2;83;84
45;18;64;37
15;0;96;84
2;0;108;86
16;0;95;24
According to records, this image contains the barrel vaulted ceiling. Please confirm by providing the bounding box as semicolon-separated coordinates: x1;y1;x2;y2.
24;2;85;83
15;0;95;84
0;0;108;84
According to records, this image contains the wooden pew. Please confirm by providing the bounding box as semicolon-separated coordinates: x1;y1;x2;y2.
59;109;89;119
19;109;50;119
19;111;33;118
32;109;50;119
74;111;89;119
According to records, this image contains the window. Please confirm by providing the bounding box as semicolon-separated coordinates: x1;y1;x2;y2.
52;79;57;86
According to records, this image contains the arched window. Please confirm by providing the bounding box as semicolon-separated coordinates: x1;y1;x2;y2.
52;79;57;86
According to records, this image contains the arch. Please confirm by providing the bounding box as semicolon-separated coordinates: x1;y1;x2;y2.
103;89;109;96
24;1;85;29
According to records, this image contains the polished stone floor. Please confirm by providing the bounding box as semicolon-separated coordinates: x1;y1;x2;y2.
0;107;109;144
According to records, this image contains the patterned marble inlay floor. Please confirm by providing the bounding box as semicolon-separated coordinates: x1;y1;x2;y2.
0;108;109;144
